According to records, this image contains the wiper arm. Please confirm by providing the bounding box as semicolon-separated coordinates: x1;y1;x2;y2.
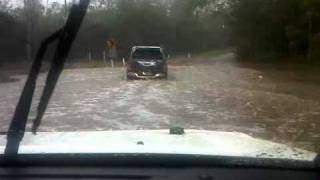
4;0;90;158
4;30;61;157
31;0;90;133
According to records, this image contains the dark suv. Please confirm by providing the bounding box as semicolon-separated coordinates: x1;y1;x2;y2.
126;46;168;80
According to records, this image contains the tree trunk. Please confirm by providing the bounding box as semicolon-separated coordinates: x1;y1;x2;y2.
26;21;32;61
308;12;313;60
65;0;68;18
24;0;32;61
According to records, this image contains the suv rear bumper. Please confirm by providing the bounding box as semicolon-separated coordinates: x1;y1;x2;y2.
127;72;167;79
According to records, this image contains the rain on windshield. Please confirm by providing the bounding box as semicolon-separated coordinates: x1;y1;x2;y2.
0;0;319;154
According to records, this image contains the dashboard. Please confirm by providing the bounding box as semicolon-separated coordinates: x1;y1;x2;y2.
0;166;318;180
0;154;319;180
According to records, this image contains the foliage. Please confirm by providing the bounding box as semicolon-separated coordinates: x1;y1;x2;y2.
2;0;318;63
0;0;230;62
229;0;320;61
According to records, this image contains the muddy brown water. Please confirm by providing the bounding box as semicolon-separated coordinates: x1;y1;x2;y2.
0;53;319;152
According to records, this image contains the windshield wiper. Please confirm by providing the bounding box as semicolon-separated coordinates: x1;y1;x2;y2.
4;0;90;158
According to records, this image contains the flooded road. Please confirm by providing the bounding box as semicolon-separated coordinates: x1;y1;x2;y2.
0;53;319;152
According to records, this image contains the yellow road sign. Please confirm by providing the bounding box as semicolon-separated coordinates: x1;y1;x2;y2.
107;39;116;49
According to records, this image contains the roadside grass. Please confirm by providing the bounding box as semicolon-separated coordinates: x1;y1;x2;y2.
168;48;234;66
0;48;234;72
197;48;234;58
237;55;320;85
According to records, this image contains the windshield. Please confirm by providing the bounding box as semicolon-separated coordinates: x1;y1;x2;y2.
0;0;319;162
132;48;164;59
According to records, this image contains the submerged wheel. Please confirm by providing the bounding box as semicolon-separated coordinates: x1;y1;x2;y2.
127;75;133;80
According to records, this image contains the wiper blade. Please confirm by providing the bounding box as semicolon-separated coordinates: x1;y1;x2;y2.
4;30;61;157
4;0;90;158
31;0;90;133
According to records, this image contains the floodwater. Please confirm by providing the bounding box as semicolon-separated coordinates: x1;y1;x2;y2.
0;53;319;152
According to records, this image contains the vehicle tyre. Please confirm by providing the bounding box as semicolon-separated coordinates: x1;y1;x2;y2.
127;74;133;80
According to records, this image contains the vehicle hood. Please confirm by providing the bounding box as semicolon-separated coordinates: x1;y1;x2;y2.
0;130;317;161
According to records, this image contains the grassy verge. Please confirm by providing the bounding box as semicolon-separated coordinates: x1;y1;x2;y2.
0;49;233;73
197;48;234;58
168;48;234;66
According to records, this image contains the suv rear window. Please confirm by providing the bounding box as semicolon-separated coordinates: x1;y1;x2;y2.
132;48;163;59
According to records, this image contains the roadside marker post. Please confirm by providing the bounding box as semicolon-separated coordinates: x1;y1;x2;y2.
107;38;117;69
88;51;92;63
111;59;114;68
187;52;192;58
103;51;107;66
122;58;127;80
122;58;126;67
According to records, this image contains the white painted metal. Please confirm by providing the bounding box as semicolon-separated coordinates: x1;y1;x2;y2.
0;130;316;161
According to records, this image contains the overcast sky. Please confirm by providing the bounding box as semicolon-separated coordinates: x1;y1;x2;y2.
43;0;73;5
9;0;73;7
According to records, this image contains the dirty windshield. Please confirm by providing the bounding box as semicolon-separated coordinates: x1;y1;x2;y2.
0;0;319;156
